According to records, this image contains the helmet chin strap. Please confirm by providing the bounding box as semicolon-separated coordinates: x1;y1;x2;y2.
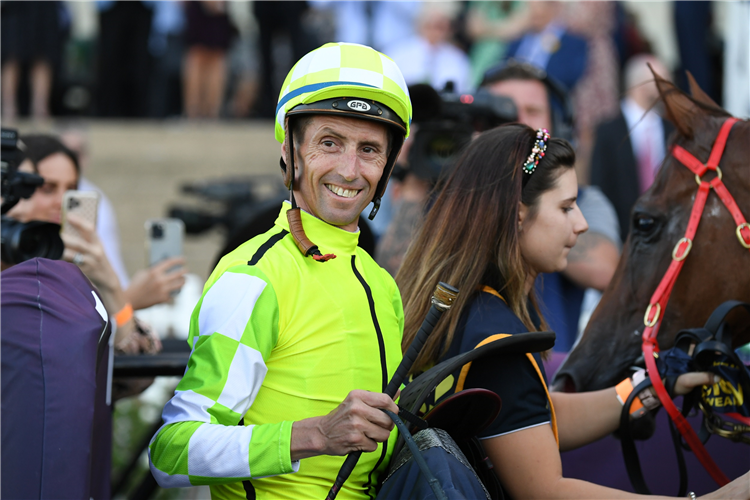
368;197;381;220
284;124;336;262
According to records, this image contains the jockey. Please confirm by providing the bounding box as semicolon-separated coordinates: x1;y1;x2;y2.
148;42;413;499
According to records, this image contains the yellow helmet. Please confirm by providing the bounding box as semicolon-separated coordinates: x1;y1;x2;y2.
276;42;412;219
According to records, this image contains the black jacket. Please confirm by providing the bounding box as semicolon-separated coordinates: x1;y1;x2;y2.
590;112;674;242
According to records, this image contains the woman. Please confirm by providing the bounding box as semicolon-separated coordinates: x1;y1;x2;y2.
397;124;749;499
183;1;237;119
7;134;168;356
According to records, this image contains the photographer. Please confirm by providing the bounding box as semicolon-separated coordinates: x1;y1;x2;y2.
1;129;113;498
6;134;163;355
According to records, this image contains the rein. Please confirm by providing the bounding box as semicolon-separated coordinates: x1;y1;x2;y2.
640;116;749;486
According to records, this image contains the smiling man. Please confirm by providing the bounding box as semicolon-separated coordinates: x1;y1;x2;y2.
149;43;413;499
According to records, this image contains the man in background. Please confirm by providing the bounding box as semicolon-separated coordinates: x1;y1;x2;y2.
590;54;673;243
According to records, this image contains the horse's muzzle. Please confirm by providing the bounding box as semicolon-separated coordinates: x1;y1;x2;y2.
551;372;577;393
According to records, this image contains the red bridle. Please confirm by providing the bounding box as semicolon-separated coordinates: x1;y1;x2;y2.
641;116;750;486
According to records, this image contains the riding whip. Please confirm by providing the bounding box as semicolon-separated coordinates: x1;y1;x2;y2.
325;282;459;500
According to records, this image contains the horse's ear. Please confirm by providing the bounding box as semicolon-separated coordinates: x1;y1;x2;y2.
649;63;701;139
686;71;720;109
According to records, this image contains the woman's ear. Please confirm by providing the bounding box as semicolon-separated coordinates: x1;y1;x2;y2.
518;202;528;231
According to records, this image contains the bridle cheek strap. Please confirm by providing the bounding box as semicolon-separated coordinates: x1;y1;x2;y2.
641;116;746;487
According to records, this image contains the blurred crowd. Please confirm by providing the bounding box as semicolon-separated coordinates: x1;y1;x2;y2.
1;2;745;125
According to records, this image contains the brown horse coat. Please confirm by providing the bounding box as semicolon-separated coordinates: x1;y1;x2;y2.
555;72;750;392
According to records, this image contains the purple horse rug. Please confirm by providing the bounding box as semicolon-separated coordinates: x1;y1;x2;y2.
2;258;112;499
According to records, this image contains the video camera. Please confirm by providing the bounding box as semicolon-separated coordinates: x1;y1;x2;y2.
1;128;64;265
167;174;288;238
406;83;517;184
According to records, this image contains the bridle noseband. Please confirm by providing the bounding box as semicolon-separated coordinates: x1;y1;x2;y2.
640;117;749;486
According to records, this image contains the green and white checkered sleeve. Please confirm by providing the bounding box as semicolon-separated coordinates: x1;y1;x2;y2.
148;267;299;487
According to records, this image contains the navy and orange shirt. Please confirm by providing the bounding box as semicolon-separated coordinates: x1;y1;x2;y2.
435;288;556;442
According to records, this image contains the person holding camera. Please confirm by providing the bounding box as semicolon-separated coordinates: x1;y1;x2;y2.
149;42;411;498
6;134;168;355
2;130;115;498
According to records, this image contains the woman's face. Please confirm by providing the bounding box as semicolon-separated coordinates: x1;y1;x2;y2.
518;168;588;276
8;153;78;224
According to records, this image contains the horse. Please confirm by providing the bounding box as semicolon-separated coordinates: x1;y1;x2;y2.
554;72;750;393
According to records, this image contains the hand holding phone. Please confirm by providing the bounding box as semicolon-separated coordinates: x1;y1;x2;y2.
145;218;184;268
140;218;186;302
126;256;187;310
61;190;99;240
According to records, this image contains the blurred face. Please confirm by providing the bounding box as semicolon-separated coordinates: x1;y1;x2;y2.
630;58;669;110
486;79;552;131
518;168;588;276
7;154;78;224
421;12;452;45
283;115;389;232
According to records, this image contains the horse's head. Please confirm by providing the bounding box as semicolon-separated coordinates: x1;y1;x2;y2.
555;71;750;392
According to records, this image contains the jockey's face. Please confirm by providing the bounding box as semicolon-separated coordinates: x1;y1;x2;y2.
282;115;389;232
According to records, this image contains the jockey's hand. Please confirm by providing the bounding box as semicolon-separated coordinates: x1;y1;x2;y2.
290;390;398;461
673;371;720;396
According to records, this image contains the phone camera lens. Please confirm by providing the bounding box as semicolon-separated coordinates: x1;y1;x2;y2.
152;223;164;239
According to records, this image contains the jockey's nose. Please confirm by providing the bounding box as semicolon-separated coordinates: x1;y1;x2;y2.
339;149;360;182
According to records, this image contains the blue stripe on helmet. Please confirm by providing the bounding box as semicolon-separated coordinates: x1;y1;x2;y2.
276;81;378;117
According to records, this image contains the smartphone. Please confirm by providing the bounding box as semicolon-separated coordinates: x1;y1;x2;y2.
61;190;100;239
145;218;184;268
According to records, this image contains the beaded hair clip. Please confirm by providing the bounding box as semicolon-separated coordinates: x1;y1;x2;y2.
522;128;550;175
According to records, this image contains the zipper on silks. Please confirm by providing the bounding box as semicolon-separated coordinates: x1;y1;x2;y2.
350;255;389;498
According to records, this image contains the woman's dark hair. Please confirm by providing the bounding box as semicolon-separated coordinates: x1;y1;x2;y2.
397;123;575;372
20;134;80;178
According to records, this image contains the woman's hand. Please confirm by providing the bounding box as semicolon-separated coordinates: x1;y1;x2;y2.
125;257;187;310
115;318;162;355
61;213;123;312
673;371;720;396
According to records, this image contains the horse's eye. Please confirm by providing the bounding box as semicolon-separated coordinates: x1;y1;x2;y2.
633;215;655;234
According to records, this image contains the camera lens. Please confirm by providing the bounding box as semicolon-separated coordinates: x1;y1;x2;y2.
1;218;64;264
151;223;164;239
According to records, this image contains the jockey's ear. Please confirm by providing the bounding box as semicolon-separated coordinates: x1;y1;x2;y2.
650;63;701;140
686;71;720;109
